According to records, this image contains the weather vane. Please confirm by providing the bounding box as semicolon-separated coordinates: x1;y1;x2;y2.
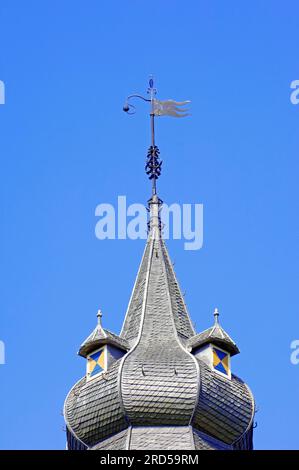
123;76;190;196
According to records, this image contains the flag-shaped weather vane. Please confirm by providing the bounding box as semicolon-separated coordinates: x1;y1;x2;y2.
123;76;190;197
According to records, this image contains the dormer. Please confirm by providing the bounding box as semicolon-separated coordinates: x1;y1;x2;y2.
187;308;239;380
78;309;129;380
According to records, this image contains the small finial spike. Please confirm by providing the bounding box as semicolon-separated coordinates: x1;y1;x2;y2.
214;308;219;324
97;309;103;326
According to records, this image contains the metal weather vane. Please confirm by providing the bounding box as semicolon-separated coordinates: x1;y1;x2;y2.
123;77;190;197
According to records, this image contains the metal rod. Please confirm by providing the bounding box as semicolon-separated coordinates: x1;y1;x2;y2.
123;77;160;198
149;77;156;195
151;112;155;147
150;113;156;195
127;93;151;103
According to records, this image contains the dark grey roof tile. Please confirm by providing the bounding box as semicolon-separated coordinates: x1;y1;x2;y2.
64;359;128;446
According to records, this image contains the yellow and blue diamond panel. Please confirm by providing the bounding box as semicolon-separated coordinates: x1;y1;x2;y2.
213;347;229;376
87;348;105;377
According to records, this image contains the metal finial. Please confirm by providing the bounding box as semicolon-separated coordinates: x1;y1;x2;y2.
149;75;154;89
97;309;103;326
214;308;219;324
123;77;190;204
145;145;162;195
147;74;157;103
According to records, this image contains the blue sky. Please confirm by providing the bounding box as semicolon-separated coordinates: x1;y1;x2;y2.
0;1;299;450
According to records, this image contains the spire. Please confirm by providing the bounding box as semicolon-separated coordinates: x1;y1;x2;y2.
120;220;196;344
120;78;194;344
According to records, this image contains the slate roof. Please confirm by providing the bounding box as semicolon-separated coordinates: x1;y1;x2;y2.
120;203;195;346
129;426;194;450
187;322;240;356
64;195;255;450
78;321;129;358
120;213;199;427
192;359;254;445
192;428;232;450
89;429;129;450
89;426;234;450
89;426;239;450
64;359;127;447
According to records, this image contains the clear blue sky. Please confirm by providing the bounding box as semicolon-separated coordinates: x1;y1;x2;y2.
0;1;298;450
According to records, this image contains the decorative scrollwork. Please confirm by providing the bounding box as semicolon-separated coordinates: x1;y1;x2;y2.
145;145;162;181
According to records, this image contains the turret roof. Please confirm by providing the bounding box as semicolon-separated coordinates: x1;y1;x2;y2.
78;310;129;358
187;308;240;356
